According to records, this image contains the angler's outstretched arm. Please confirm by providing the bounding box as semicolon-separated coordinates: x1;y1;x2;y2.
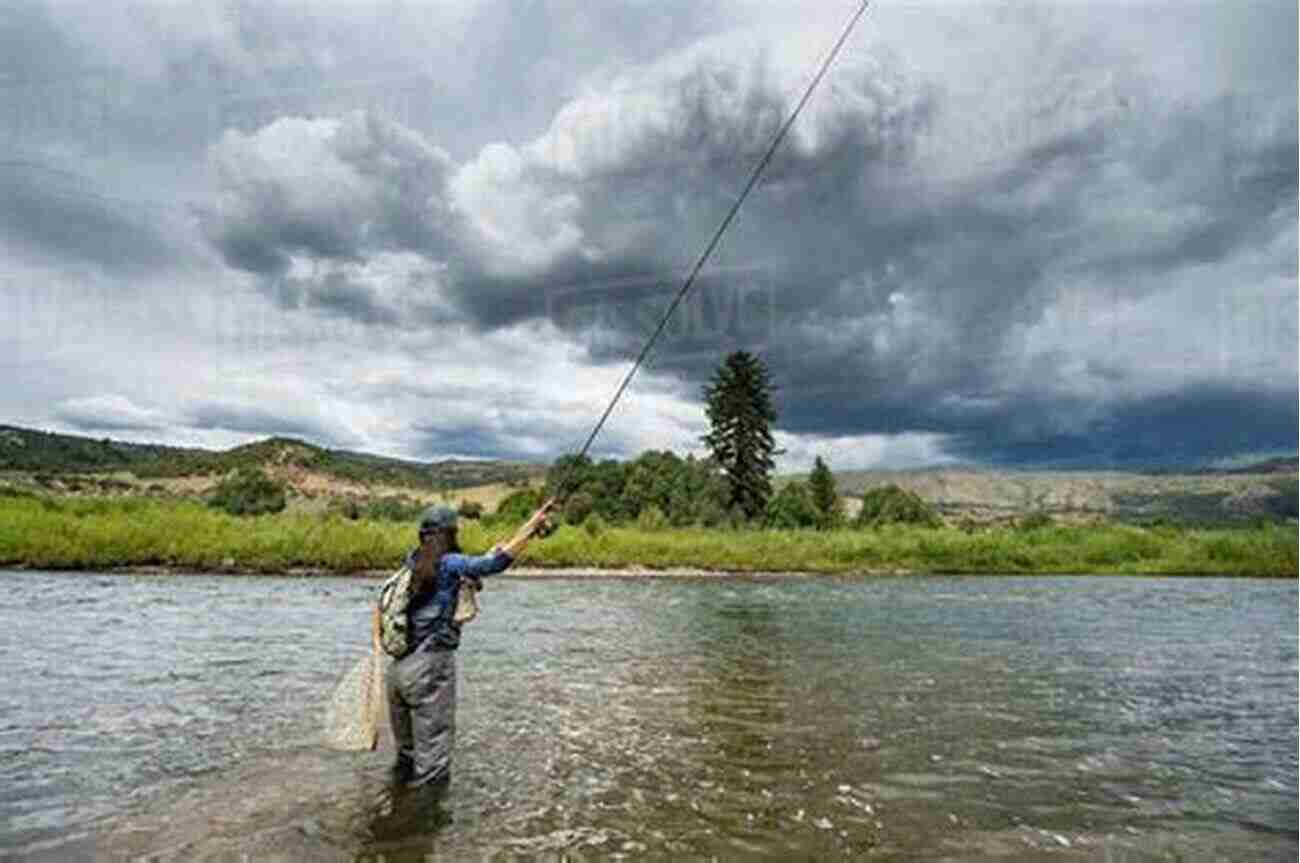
448;499;555;577
498;498;555;557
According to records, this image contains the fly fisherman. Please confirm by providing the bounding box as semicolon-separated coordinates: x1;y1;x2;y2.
387;500;553;793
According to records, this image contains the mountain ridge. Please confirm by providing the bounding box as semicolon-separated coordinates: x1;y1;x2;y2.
0;424;541;491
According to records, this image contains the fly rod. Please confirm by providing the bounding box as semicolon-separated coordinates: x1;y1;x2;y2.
549;0;872;506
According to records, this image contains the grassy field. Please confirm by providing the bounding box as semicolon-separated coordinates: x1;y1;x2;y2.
429;481;538;513
0;494;1294;576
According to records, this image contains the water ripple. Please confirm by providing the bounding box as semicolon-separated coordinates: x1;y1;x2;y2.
0;572;1295;861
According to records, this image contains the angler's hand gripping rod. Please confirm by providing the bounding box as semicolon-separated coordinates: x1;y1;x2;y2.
550;1;871;506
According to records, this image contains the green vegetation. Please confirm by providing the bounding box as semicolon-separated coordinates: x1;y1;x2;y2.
0;494;1293;576
0;424;178;472
765;481;819;529
457;500;485;520
808;456;845;529
2;422;1293;578
1018;511;1054;530
542;451;731;527
1268;476;1299;519
132;438;535;489
856;484;942;528
492;487;548;525
327;495;426;522
207;468;287;516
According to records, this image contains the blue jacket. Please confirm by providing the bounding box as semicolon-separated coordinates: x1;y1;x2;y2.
405;548;513;651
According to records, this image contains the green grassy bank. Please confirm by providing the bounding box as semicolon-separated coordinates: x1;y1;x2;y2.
0;495;1294;576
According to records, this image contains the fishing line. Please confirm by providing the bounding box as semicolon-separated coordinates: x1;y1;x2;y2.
327;4;872;753
552;0;871;503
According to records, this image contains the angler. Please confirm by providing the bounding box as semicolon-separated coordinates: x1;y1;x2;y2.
381;499;554;792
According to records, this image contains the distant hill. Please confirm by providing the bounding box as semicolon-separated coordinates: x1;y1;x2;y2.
1190;457;1299;475
812;463;1298;526
0;424;183;473
0;425;542;492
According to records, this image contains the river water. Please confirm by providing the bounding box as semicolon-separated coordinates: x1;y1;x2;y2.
0;571;1295;861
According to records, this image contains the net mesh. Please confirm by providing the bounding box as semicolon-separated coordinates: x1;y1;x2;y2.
322;616;389;751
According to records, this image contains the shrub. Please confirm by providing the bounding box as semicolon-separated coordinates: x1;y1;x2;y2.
766;481;818;529
808;456;845;529
493;487;544;524
1266;477;1298;519
363;495;423;522
855;484;941;528
458;499;485;520
695;498;727;528
207;468;286;516
1018;511;1054;530
563;491;595;526
637;505;668;532
330;497;363;520
584;513;606;538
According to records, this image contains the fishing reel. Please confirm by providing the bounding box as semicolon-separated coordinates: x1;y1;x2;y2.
532;515;557;539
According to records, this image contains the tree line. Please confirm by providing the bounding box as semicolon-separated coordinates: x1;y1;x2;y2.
485;450;937;531
486;350;940;531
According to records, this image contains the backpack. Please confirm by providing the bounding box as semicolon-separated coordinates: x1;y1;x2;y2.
377;562;484;659
377;565;416;659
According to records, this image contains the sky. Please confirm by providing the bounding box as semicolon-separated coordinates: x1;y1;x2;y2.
1;0;1296;471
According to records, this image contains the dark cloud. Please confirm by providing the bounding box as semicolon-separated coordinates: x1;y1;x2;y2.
940;385;1300;469
408;411;581;462
406;427;547;463
0;162;187;275
0;1;77;85
192;6;1296;467
484;33;1296;467
271;271;400;327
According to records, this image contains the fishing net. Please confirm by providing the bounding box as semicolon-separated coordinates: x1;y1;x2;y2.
322;612;389;751
321;572;482;751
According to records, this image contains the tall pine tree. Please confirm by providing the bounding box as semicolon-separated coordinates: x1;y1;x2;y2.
701;350;779;520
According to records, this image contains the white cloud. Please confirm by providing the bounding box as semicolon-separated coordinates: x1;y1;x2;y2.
775;430;955;473
449;143;587;279
206;111;456;273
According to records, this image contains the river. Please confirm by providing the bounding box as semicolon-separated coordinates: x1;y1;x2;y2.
1;571;1295;861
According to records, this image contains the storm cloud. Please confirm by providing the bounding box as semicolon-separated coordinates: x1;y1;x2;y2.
1;0;1294;468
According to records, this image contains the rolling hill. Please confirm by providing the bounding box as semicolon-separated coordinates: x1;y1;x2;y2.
0;425;543;495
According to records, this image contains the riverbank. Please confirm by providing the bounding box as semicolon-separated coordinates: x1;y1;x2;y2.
0;495;1294;576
